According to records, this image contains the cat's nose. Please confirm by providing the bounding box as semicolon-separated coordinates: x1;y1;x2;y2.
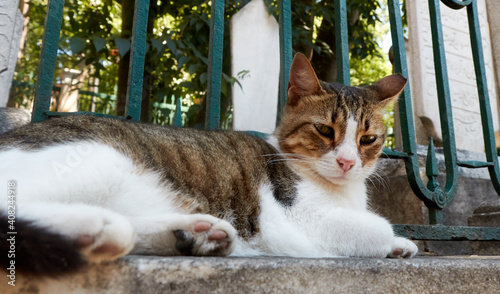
337;157;355;172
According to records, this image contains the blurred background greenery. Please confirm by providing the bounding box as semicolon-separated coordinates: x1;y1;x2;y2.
10;0;406;147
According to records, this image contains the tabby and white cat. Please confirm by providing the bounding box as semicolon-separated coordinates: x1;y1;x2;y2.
0;53;417;277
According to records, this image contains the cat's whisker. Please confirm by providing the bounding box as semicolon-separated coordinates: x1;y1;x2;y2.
266;158;314;165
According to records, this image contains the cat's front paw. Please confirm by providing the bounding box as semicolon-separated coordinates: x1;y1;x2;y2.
388;237;418;258
173;214;236;256
74;214;136;263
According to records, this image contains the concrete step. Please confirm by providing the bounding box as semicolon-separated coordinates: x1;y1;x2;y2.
2;255;500;293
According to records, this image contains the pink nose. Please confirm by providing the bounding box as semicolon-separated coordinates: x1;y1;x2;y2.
337;157;355;172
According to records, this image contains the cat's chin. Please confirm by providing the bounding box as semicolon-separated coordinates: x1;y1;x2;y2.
316;172;362;186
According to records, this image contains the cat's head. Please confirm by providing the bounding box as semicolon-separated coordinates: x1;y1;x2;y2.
276;53;406;186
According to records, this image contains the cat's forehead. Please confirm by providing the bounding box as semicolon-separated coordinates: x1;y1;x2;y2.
320;82;376;122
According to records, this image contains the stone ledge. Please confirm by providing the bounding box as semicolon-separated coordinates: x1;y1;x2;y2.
2;255;499;293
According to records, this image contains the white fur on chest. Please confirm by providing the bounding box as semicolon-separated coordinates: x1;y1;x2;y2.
234;177;370;257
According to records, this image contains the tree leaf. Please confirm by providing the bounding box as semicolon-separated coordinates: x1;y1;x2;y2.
166;38;177;56
151;38;164;55
188;64;200;75
69;37;86;54
200;72;207;84
115;37;131;56
179;81;194;89
220;79;227;96
93;36;107;52
196;22;203;32
178;56;190;68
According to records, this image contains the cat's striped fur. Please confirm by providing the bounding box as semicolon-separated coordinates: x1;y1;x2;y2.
0;53;417;277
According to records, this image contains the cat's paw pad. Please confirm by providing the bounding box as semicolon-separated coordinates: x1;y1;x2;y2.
173;216;236;256
388;237;418;258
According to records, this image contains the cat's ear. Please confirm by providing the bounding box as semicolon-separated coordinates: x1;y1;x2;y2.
287;53;323;106
365;74;407;107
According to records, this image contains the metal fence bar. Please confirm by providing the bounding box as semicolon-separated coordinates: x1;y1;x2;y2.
205;0;225;130
174;98;183;127
383;0;500;240
428;0;460;206
334;0;350;85
31;0;65;123
385;0;440;214
125;0;150;121
31;0;147;121
466;1;500;195
276;0;292;124
394;224;500;241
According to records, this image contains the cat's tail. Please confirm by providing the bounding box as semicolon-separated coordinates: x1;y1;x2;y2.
0;210;87;278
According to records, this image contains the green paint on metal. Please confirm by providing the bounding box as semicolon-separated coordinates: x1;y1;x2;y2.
46;111;124;120
205;0;225;130
394;224;500;241
428;0;459;205
441;0;473;10
276;0;292;125
467;1;500;195
384;0;460;211
385;0;499;238
125;0;150;121
457;161;494;168
32;0;65;123
334;0;350;85
387;0;438;209
174;98;183;127
428;207;444;225
245;131;269;140
425;138;440;191
381;148;410;159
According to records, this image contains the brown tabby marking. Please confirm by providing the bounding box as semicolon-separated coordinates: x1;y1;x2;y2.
0;116;298;239
276;53;406;183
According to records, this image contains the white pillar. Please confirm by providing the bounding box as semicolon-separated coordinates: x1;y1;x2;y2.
0;0;23;106
230;0;280;134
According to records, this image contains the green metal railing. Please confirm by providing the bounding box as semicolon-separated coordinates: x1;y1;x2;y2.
32;0;500;241
385;0;500;241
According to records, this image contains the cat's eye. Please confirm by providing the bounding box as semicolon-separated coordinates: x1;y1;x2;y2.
360;135;377;145
314;124;334;138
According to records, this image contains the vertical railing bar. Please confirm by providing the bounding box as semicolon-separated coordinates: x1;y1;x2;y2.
174;98;183;127
387;0;436;207
205;0;225;130
466;1;500;195
31;0;65;123
334;0;350;85
276;0;292;125
428;0;459;199
388;0;414;155
124;0;150;121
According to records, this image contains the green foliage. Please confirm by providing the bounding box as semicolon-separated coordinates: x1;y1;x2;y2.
15;0;395;131
14;0;121;97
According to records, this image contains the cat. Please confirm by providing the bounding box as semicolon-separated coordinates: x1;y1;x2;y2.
0;53;417;277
